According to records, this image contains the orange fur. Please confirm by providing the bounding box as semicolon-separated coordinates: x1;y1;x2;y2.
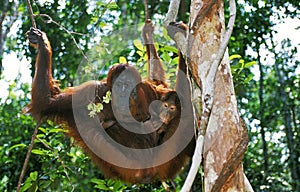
26;25;195;184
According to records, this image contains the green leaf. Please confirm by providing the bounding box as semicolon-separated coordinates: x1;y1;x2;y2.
245;61;257;68
95;103;104;112
230;65;240;70
154;43;159;51
31;149;46;155
87;103;95;111
238;59;245;66
113;180;126;190
171;57;179;64
99;21;106;28
136;50;144;57
107;2;119;9
38;127;47;133
9;143;26;150
30;171;38;181
39;180;52;189
28;181;38;192
89;111;96;118
103;91;111;103
49;128;66;133
162;45;178;53
143;53;148;61
133;39;144;51
229;54;242;60
162;52;171;62
36;134;45;139
20;182;32;192
91;179;110;190
162;28;171;40
36;138;51;148
96;2;106;7
119;56;127;63
245;73;254;83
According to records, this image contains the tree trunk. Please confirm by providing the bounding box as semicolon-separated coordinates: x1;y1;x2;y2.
257;51;269;181
188;0;249;191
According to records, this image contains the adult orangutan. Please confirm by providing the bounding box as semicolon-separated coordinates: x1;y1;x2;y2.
25;20;195;184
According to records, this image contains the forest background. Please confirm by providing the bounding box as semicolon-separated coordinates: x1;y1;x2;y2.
0;0;299;191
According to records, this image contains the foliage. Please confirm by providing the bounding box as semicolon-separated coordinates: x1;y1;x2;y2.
230;1;300;191
0;78;34;191
88;91;111;118
1;0;299;191
230;54;256;97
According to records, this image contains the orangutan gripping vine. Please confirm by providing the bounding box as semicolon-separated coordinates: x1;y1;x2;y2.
25;20;195;184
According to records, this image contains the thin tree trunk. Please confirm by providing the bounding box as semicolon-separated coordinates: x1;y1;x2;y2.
257;51;269;179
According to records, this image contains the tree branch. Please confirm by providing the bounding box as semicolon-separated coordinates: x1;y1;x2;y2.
143;0;149;20
164;0;188;77
37;14;88;61
16;121;41;192
163;0;181;28
26;0;36;28
181;135;204;192
208;0;236;85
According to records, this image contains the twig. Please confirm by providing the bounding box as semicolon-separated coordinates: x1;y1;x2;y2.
16;121;41;192
26;0;36;28
23;1;89;63
27;1;89;61
144;0;149;20
36;13;88;62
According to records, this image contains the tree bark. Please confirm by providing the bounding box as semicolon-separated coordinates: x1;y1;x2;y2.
188;0;249;191
164;0;251;190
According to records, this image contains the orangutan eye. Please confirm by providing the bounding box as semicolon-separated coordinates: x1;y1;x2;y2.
164;103;168;108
